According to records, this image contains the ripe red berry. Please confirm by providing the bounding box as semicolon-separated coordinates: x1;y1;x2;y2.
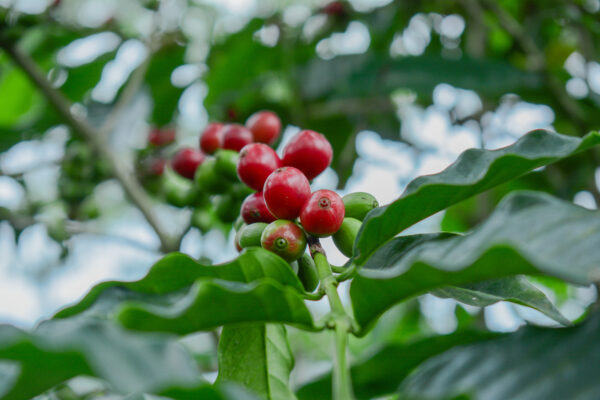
246;111;281;144
222;124;253;152
241;192;276;224
148;127;176;147
149;158;167;176
261;220;307;262
200;123;224;154
282;130;333;180
237;143;282;191
263;167;311;220
171;148;205;180
300;189;345;236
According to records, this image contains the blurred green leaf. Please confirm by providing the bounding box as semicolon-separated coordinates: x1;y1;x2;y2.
297;330;498;400
0;319;199;400
218;324;296;400
433;276;570;325
146;43;186;125
354;130;600;265
401;312;600;400
351;191;600;333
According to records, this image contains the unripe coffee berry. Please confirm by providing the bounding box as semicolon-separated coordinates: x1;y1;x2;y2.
172;148;205;180
200;123;224;154
246;110;281;144
263;167;311;220
300;189;345;236
222;124;253;152
241;192;276;224
261;220;307;262
237;143;282;191
282;130;333;180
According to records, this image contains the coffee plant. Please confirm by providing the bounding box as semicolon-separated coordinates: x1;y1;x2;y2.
1;1;600;400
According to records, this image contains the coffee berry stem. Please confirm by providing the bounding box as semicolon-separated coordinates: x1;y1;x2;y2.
308;235;355;400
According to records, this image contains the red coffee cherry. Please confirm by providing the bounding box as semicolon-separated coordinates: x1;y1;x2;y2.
222;124;253;152
200;123;224;154
237;143;282;191
263;167;311;220
260;220;307;262
246;111;281;144
149;158;167;176
300;189;345;236
148;127;176;147
282;130;333;180
171;148;205;180
241;192;276;224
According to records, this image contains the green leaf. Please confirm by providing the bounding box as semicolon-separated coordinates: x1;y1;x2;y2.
296;330;498;400
351;191;600;333
432;276;570;326
354;129;600;265
116;278;316;334
217;324;296;400
55;249;305;319
401;312;600;400
158;382;260;400
0;319;200;400
0;61;44;129
146;44;185;126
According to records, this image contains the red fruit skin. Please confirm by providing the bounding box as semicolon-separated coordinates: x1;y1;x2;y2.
241;192;277;224
200;123;224;154
148;127;176;147
222;124;253;152
300;189;345;236
171;148;205;179
263;167;311;220
246;111;281;144
149;158;167;176
282;130;333;180
260;220;307;262
237;143;282;191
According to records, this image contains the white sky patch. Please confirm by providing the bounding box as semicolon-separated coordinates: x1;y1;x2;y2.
16;224;62;275
566;77;589;99
440;14;465;39
0;177;26;211
564;51;586;78
586;61;600;94
419;294;457;334
316;21;371;59
484;302;525;332
57;32;122;68
573;190;597;210
283;4;311;27
92;40;148;103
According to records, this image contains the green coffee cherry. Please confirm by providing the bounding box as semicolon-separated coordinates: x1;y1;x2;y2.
238;222;268;249
214;149;240;181
342;192;378;221
215;194;241;223
332;217;362;258
192;208;217;234
231;182;255;200
163;168;195;207
233;215;245;231
261;220;307;262
297;253;319;292
195;158;230;194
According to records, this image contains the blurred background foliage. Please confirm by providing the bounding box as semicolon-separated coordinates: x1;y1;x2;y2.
0;0;599;396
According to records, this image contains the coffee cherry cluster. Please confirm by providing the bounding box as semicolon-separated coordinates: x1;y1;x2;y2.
233;124;377;274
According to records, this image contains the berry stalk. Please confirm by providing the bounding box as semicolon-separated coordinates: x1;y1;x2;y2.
309;236;355;400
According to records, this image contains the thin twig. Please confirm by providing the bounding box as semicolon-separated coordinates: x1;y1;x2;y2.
0;40;177;252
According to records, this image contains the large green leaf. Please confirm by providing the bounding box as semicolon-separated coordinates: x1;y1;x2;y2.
55;249;304;319
217;324;296;400
433;276;570;326
354;129;600;265
401;312;600;400
116;278;316;334
351;191;600;332
0;319;200;400
296;330;498;400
